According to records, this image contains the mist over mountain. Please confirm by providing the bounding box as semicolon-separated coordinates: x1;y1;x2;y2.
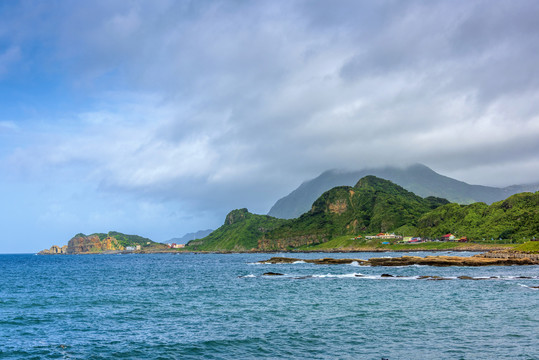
166;229;214;244
268;164;539;219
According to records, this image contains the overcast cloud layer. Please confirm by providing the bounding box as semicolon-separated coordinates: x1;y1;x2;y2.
1;1;539;252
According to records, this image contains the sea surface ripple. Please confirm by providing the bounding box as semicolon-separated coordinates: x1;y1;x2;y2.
0;252;538;359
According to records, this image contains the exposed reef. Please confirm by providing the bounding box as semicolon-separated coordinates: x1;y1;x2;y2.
259;254;539;266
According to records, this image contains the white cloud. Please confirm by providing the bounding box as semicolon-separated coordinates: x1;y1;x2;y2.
3;0;539;217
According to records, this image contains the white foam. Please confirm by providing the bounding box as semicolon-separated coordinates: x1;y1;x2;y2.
293;260;306;264
518;284;538;290
311;273;363;278
238;274;257;278
349;261;361;267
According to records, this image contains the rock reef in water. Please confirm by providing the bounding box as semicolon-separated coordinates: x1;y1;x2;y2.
260;254;539;266
260;256;368;265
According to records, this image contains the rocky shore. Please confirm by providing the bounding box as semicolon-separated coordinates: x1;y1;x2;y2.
260;254;539;266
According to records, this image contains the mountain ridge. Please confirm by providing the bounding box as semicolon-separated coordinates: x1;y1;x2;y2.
268;164;539;219
166;229;214;244
187;176;450;251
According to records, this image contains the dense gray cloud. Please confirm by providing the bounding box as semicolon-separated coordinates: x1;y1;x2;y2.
2;0;539;251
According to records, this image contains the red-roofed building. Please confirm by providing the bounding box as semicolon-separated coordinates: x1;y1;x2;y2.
441;234;456;241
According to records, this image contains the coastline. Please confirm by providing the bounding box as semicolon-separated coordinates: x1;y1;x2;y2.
38;244;513;255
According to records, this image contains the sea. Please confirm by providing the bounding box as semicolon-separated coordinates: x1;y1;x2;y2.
0;252;538;360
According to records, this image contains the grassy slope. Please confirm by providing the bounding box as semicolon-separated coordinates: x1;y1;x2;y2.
416;192;539;241
265;176;449;249
188;179;538;253
186;209;288;251
513;241;539;253
297;235;514;252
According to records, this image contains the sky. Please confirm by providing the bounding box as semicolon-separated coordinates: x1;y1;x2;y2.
1;0;539;253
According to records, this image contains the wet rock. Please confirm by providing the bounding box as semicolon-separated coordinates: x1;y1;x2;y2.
426;276;452;281
263;272;284;276
259;257;367;265
260;257;302;264
380;274;394;277
259;255;539;267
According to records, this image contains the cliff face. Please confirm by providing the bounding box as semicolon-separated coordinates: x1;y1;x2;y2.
67;234;124;254
38;245;68;255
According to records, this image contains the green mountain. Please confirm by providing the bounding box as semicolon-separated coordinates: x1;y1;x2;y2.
268;164;539;219
416;191;539;241
258;176;449;250
188;176;449;251
186;209;288;251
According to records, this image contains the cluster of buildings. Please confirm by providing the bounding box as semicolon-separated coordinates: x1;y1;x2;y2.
360;233;469;243
167;243;185;249
365;233;402;240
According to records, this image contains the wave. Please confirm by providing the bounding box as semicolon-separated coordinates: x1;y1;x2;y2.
518;284;539;290
311;273;364;278
239;273;539;281
238;274;256;278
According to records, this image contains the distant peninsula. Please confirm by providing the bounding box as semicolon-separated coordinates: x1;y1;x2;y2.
38;231;168;255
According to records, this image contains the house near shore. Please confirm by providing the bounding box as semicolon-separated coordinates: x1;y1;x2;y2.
441;234;456;241
401;237;424;243
366;233;402;240
168;243;185;249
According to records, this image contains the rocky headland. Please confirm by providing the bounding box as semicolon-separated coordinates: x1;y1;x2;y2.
37;231;163;255
38;245;68;255
66;234;124;254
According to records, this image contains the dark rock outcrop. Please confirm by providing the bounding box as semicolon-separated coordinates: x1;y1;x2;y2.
260;257;368;265
259;254;539;266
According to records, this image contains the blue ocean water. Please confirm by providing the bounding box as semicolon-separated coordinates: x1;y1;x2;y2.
0;252;537;359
